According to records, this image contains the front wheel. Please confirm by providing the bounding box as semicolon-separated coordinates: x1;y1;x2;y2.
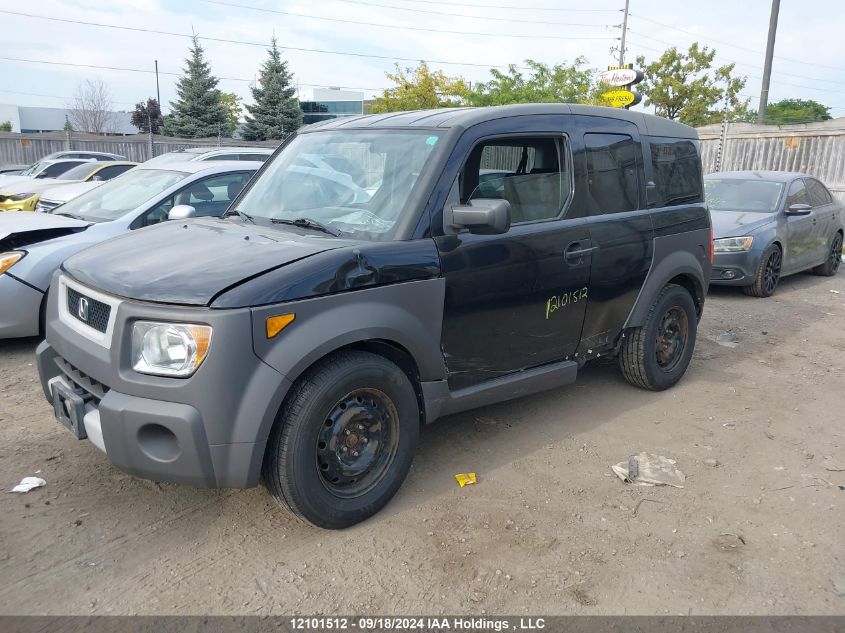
812;231;843;277
263;350;419;529
743;245;782;297
619;284;697;391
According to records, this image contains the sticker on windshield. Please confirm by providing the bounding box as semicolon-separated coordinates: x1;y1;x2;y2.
426;136;439;146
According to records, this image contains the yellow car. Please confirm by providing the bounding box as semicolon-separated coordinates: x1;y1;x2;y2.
0;160;137;212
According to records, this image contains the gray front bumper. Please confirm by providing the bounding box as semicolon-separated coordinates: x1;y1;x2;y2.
0;273;43;338
710;251;760;286
37;275;292;488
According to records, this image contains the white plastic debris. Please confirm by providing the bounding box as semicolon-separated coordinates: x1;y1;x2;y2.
612;452;685;488
10;476;46;493
830;289;842;294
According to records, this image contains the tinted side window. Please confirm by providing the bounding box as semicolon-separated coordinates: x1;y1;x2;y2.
203;154;238;161
461;137;571;223
807;179;832;206
584;133;640;213
786;179;809;207
239;153;269;162
41;161;84;178
92;165;133;181
648;137;702;206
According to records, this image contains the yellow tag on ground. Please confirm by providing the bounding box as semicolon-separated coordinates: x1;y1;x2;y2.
454;472;477;488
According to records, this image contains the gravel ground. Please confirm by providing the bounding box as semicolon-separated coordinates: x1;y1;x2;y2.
0;271;844;616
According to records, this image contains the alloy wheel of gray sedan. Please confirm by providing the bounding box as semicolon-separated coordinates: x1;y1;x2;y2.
744;245;782;298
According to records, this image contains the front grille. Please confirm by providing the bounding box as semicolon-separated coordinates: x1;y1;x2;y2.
67;287;111;333
54;356;110;402
37;199;60;212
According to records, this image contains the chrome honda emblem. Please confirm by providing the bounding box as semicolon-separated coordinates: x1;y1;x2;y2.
77;297;89;322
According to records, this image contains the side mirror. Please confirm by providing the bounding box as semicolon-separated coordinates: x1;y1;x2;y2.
786;203;812;216
168;204;196;220
449;199;511;235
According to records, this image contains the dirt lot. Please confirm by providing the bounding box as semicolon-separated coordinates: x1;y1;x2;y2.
1;272;844;616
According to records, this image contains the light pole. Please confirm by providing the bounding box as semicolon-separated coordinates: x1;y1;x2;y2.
758;0;780;124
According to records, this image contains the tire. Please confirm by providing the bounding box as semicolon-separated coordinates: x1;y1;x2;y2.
262;350;419;529
812;231;843;277
619;283;697;391
742;244;782;297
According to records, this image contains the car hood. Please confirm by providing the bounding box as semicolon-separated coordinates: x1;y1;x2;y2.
710;209;776;238
0;179;79;195
0;211;91;246
0;175;33;188
39;181;101;203
62;217;349;306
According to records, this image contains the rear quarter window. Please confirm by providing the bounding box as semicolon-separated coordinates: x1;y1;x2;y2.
648;137;702;207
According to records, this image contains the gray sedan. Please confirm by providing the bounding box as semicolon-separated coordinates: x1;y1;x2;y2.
705;171;843;297
0;161;260;338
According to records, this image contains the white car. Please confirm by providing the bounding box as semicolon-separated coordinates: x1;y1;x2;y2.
35;181;104;213
0;158;97;189
144;146;275;165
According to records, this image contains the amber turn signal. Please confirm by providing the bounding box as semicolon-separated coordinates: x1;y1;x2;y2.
266;313;295;338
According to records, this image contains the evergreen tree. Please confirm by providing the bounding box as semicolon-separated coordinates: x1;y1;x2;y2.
163;36;231;138
241;38;302;141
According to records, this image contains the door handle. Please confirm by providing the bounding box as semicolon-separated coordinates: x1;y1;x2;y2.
565;242;596;263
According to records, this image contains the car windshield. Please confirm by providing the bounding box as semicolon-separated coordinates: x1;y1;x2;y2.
235;130;442;240
704;178;784;212
53;168;186;222
56;163;98;181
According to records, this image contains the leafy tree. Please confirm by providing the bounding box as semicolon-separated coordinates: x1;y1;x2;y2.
131;98;163;134
371;62;468;113
163;35;231;138
219;92;242;132
241;38;302;140
465;58;599;106
635;43;749;127
0;120;11;132
764;99;831;125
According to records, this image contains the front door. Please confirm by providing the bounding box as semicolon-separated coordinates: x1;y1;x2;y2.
783;178;817;273
435;128;591;391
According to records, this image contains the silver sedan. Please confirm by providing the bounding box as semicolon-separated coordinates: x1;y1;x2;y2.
0;161;260;338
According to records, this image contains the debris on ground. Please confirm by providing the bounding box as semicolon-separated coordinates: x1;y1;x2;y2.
454;472;477;488
823;456;845;472
801;473;833;489
612;453;685;488
703;458;720;468
10;477;46;493
830;289;842;294
715;533;746;552
711;331;739;348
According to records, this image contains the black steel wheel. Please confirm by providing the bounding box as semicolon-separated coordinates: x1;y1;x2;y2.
812;231;843;277
315;388;399;499
743;245;782;298
263;350;419;529
619;284;698;391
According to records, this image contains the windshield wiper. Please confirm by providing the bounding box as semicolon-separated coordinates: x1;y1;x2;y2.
55;212;85;220
271;217;341;237
224;208;255;223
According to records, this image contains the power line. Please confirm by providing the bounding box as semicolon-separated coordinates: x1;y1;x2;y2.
0;57;389;92
278;0;618;27
192;0;614;40
0;11;556;70
342;0;620;11
625;35;845;94
629;12;843;71
0;88;138;106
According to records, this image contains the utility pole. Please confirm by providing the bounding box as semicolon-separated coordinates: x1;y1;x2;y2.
155;60;161;108
758;0;780;124
618;0;630;67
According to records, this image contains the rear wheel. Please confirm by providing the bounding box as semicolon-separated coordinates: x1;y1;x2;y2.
743;245;782;297
262;350;419;529
619;284;697;391
812;231;843;277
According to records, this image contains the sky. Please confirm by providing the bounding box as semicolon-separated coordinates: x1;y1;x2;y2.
1;0;844;120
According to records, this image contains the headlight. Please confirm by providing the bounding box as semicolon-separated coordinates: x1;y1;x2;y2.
131;321;212;377
0;251;25;275
713;236;754;252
